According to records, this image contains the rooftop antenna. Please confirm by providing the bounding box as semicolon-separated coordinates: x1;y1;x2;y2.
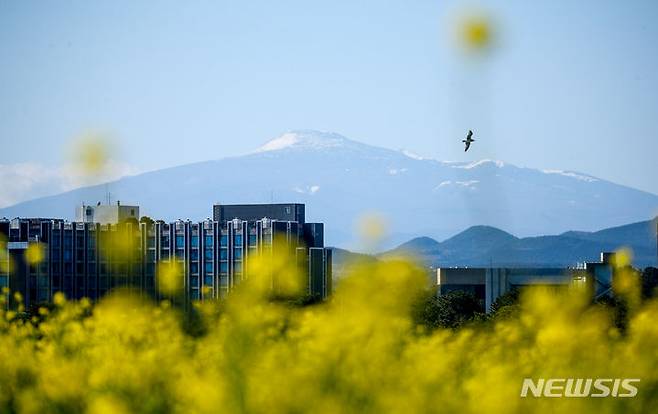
105;183;111;205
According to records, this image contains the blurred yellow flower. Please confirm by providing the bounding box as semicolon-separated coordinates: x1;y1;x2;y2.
25;243;45;265
356;213;387;249
158;262;183;295
71;132;112;175
452;9;496;54
0;249;655;413
461;16;491;49
53;291;66;306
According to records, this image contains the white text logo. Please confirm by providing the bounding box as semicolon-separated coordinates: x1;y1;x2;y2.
520;378;640;398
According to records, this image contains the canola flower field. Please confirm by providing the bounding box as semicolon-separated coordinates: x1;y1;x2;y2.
1;253;658;414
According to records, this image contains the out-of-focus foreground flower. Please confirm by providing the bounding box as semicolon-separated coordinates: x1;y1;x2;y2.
0;252;656;414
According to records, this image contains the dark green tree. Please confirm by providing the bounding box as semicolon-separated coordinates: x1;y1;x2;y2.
641;267;658;300
139;216;155;225
489;288;521;320
413;290;484;330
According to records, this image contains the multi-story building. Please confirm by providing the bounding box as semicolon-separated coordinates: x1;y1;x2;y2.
0;203;332;308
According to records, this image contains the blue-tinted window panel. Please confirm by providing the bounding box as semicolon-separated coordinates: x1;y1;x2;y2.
204;276;213;286
205;262;213;273
220;235;228;246
204;249;213;260
191;249;199;260
190;263;199;274
205;235;213;246
191;236;199;247
234;234;242;245
234;248;242;259
175;235;185;248
220;248;228;260
248;234;257;246
220;262;228;273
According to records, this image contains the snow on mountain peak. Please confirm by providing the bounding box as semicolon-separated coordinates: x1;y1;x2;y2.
255;130;353;153
452;159;506;169
542;169;599;182
400;149;426;160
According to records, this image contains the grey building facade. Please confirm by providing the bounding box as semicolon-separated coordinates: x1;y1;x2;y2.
436;253;617;312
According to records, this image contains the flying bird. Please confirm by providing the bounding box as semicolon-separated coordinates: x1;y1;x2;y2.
462;130;475;152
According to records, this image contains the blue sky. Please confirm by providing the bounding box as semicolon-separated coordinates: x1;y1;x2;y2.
1;0;658;199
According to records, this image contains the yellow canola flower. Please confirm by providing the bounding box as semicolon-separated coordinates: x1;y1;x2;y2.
0;247;657;413
158;261;183;295
73;132;111;175
460;15;492;49
25;243;45;265
451;9;497;55
53;291;66;306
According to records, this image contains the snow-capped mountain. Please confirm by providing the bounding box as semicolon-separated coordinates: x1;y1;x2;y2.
2;130;657;248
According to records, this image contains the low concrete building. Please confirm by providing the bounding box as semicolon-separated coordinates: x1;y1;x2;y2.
75;202;139;225
436;253;616;312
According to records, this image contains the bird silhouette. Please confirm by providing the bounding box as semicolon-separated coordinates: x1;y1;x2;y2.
462;130;475;152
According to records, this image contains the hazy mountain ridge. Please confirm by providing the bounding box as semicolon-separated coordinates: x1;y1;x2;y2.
2;130;657;248
382;218;658;268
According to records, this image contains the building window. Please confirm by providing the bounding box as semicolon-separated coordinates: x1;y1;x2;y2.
220;235;228;246
204;248;213;260
220;248;228;260
204;276;213;286
234;234;242;245
205;235;213;246
190;263;199;274
191;249;199;261
204;262;213;274
248;234;257;246
234;248;242;259
191;236;199;247
175;235;184;248
220;262;228;273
